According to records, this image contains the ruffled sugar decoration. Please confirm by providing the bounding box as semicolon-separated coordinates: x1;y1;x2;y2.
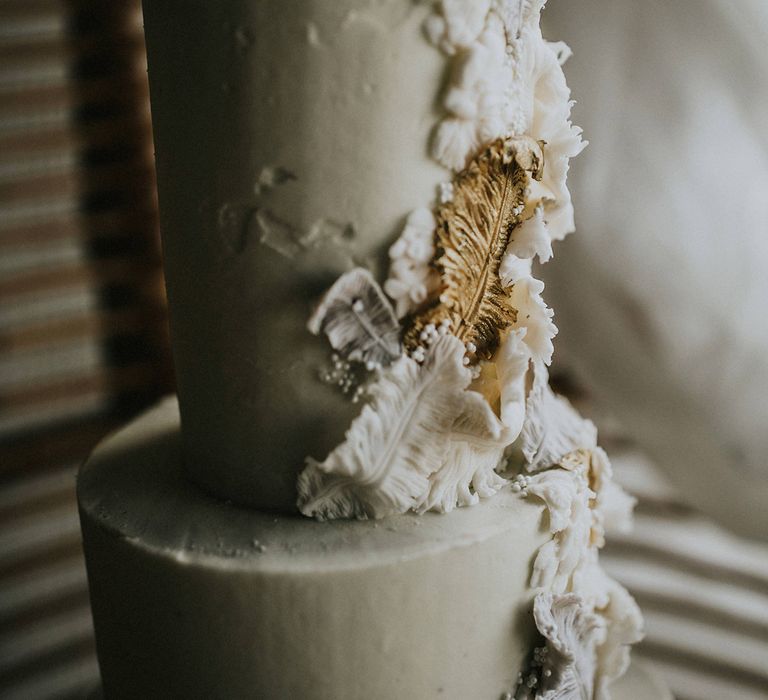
426;0;585;253
512;449;642;699
297;0;639;693
499;255;557;367
523;464;595;595
299;0;641;685
549;552;644;700
505;205;553;262
415;440;507;514
430;12;511;171
593;575;644;697
518;582;642;700
516;438;636;600
527;34;587;243
528;592;606;700
302;129;583;518
519;362;598;472
301;0;597;524
423;0;493;55
589;446;637;544
303;136;550;520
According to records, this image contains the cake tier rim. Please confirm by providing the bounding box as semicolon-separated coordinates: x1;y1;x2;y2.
77;395;550;575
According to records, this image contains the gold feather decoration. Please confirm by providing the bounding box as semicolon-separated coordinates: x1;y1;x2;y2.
404;136;545;359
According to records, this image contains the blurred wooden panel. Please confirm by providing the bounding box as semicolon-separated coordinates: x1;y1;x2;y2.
0;0;172;459
0;1;171;695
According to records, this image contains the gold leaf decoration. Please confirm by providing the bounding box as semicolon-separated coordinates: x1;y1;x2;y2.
404;136;545;359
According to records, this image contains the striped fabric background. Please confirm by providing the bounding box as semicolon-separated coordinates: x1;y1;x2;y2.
1;2;767;700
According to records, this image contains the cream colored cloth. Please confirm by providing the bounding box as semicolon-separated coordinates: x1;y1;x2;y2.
543;0;768;539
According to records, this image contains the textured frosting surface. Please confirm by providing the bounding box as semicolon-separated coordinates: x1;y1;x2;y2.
142;0;447;510
79;398;553;699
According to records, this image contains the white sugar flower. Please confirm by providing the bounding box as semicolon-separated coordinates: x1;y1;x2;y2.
384;208;439;318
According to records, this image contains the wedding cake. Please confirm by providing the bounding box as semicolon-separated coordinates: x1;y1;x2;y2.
78;1;654;697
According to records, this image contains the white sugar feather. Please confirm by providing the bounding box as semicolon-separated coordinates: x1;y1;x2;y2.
298;335;488;519
308;267;401;366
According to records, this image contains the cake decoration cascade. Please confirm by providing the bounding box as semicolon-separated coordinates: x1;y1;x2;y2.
298;1;643;697
299;0;588;518
520;364;598;470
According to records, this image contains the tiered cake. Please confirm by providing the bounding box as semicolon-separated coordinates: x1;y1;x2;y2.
78;1;657;698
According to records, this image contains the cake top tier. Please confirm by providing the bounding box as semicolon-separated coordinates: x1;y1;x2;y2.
143;0;583;512
143;0;448;510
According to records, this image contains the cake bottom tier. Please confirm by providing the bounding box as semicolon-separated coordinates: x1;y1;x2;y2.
77;398;665;699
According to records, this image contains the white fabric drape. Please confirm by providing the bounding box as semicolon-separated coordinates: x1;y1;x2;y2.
543;0;768;540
